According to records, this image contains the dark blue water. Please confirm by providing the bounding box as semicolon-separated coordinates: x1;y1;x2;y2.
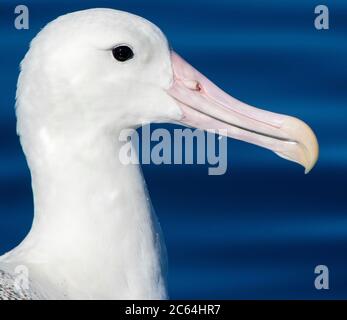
0;0;346;299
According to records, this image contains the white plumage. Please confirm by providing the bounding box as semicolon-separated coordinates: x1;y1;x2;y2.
1;8;176;300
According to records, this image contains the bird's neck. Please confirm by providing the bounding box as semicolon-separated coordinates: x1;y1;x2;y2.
6;127;167;299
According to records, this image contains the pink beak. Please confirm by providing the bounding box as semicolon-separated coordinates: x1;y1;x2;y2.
168;51;319;173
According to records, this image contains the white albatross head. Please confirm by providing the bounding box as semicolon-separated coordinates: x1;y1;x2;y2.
16;8;318;172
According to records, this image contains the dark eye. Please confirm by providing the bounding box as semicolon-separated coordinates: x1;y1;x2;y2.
112;45;134;62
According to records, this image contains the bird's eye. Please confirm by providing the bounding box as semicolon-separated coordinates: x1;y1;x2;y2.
112;45;134;62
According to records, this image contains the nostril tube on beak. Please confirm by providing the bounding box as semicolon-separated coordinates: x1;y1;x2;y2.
182;79;202;91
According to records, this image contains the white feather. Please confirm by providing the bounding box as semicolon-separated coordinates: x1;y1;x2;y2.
1;8;182;300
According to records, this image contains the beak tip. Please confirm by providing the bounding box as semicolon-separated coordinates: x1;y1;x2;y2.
304;146;319;174
302;124;319;175
304;165;313;175
278;116;319;174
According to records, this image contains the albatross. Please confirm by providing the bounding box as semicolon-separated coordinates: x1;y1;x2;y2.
0;8;318;299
